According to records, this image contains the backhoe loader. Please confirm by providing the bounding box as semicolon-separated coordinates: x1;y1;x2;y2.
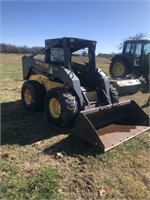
21;37;149;152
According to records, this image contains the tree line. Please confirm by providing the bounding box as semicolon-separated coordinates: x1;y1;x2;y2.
0;33;146;55
0;43;42;54
0;43;115;58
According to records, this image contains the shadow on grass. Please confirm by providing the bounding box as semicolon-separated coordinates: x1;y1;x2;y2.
1;100;66;146
139;80;149;93
43;134;101;157
1;100;100;156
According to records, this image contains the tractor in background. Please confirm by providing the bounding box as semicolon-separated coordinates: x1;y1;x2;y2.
109;39;150;84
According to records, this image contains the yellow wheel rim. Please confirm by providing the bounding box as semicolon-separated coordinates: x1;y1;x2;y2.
49;98;61;118
24;89;32;105
112;63;125;77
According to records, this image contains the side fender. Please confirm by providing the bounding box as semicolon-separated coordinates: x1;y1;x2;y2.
52;66;84;107
111;54;130;66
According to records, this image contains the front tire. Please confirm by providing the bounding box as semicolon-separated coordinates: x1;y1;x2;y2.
45;87;78;126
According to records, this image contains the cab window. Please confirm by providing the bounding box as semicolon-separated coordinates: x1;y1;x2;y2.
125;43;131;53
50;48;64;62
143;43;150;55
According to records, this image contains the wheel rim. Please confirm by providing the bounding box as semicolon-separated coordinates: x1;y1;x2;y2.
112;63;125;77
24;89;32;105
49;98;61;118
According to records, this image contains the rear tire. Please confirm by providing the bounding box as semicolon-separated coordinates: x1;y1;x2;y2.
45;87;78;127
21;80;45;111
109;59;130;79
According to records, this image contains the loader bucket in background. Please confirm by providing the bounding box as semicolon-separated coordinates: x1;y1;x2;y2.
72;100;150;152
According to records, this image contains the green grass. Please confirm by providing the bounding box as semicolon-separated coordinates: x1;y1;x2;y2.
1;162;61;200
0;54;22;80
0;63;21;80
1;53;150;199
0;53;63;199
0;54;23;103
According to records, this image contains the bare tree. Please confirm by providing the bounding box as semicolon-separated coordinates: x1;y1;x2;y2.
117;33;146;51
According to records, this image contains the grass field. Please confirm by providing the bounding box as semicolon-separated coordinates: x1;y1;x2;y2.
1;53;150;199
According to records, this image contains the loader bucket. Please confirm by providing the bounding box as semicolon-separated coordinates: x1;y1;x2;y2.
72;100;150;152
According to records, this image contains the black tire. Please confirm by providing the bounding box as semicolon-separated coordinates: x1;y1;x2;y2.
21;80;45;111
45;87;78;127
110;85;119;103
145;73;150;86
109;59;130;79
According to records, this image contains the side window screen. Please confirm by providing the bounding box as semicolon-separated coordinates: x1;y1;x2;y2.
125;43;131;53
50;48;64;62
143;43;150;55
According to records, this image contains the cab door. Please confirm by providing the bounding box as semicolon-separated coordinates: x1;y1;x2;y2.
133;43;142;67
129;42;142;77
142;43;150;67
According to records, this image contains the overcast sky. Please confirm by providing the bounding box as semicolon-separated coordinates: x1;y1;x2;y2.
1;0;150;53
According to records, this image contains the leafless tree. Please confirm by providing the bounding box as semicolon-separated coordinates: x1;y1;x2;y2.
117;33;146;51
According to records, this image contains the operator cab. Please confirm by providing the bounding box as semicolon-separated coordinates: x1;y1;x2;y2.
123;40;150;68
45;37;97;89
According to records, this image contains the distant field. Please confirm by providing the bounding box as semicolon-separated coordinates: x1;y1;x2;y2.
1;53;150;199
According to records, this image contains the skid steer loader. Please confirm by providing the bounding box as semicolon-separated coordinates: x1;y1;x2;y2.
21;37;149;152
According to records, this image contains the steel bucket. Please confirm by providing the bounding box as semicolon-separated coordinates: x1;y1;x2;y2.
72;100;150;152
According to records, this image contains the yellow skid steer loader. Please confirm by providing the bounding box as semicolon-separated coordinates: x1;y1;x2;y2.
21;37;149;152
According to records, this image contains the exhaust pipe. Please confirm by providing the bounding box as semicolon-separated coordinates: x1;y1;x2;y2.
72;100;149;152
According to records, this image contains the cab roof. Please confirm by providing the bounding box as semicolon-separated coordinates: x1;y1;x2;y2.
45;37;97;50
